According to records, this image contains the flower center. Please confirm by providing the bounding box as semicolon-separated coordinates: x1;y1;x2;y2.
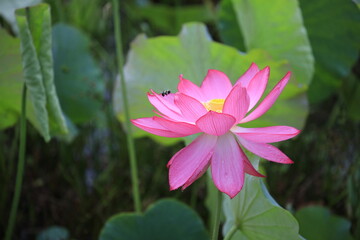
203;99;225;113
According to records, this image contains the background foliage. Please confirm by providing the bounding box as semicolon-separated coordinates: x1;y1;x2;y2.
0;0;359;239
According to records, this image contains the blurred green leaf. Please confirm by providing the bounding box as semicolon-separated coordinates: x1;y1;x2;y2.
295;206;353;240
223;169;302;239
127;4;213;35
52;23;104;124
63;0;106;37
343;74;360;121
230;0;314;85
217;0;245;51
99;199;209;240
114;23;308;144
36;226;69;240
301;0;360;103
347;159;360;239
0;0;41;33
0;28;23;129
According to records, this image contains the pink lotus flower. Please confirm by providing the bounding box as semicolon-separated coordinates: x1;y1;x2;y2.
131;63;300;198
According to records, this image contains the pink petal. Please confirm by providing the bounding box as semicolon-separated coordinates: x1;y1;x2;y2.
240;72;291;123
237;136;294;164
153;116;201;136
168;134;217;190
241;149;265;177
148;90;184;121
246;67;270;110
223;85;250;123
152;110;174;121
132;118;189;138
177;74;205;101
232;125;300;143
181;161;210;190
150;90;180;113
200;69;233;100
196;111;236;136
211;133;245;198
174;93;208;123
235;63;260;87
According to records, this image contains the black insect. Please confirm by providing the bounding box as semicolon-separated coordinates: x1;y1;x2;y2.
161;90;171;97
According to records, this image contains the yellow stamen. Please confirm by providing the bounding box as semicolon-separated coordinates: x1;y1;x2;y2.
203;99;225;113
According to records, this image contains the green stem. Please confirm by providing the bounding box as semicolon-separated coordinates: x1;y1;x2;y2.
112;0;141;213
8;125;19;179
5;85;27;240
224;225;237;240
211;190;222;240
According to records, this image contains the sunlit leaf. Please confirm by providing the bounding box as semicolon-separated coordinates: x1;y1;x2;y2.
52;23;104;124
99;199;209;240
295;206;353;240
114;23;308;144
0;28;23;129
223;166;302;239
230;0;314;85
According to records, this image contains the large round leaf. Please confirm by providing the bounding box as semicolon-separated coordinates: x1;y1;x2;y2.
52;23;104;124
222;172;302;239
295;206;353;240
36;226;69;240
300;0;360;103
218;0;314;85
114;23;308;144
99;199;209;240
217;0;245;51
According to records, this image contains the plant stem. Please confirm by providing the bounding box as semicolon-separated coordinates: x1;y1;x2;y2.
211;190;222;240
112;0;141;213
5;85;27;240
8;125;19;179
224;225;237;240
